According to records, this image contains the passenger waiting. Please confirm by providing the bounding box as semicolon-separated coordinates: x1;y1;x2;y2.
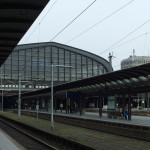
121;107;125;118
124;108;128;120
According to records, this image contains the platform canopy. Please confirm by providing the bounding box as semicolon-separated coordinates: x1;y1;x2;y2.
20;63;150;98
0;0;49;66
55;63;150;91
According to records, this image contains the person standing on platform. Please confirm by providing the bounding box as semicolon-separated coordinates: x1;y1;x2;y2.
60;103;63;112
124;108;128;120
121;107;125;118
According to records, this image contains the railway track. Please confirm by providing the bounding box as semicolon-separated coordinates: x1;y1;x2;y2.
1;111;150;150
0;115;94;150
0;118;58;150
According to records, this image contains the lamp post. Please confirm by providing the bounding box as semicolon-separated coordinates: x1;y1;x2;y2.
1;67;3;112
51;64;54;130
148;92;150;112
18;73;21;117
50;64;72;130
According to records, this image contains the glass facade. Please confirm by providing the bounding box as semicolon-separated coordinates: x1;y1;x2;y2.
0;42;112;90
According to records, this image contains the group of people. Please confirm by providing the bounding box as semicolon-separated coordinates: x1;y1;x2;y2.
121;107;128;119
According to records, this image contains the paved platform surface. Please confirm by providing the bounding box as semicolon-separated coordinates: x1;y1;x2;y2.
1;111;150;150
38;110;150;127
0;129;26;150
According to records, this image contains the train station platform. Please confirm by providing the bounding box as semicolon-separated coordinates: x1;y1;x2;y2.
20;108;150;126
1;110;150;150
52;110;150;127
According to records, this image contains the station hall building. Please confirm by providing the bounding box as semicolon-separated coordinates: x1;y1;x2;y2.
0;42;113;96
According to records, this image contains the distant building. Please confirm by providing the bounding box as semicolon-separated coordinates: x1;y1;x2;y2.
121;55;150;69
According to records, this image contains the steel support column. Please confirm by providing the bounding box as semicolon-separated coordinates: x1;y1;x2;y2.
99;91;103;117
79;93;83;116
54;94;57;113
128;87;131;121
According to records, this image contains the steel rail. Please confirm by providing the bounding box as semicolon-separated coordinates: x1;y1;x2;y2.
0;118;57;150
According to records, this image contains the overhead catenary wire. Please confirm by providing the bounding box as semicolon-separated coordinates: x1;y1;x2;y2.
23;0;59;44
2;0;97;78
49;0;97;42
104;31;150;70
18;0;135;75
16;0;59;72
143;33;147;56
108;31;150;51
18;0;96;70
99;19;150;55
15;0;134;73
65;0;136;44
10;0;59;72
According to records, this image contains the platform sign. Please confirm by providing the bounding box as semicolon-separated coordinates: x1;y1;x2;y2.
108;96;115;110
66;92;80;98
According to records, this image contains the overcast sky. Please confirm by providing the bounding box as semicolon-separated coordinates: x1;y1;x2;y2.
19;0;150;71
